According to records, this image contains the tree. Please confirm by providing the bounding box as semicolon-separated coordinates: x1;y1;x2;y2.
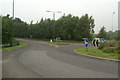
0;16;2;45
97;26;107;39
113;30;120;40
2;14;13;45
11;14;95;41
13;18;29;38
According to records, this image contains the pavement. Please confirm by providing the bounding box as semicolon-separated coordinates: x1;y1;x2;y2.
2;39;119;78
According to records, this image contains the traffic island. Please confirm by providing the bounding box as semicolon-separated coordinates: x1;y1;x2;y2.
74;47;120;62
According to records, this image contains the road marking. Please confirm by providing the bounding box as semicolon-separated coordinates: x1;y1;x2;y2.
55;45;58;48
37;42;59;48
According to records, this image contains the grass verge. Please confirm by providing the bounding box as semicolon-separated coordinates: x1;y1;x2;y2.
0;42;28;51
75;47;119;60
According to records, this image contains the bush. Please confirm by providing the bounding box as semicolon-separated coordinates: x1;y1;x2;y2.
14;40;20;46
115;45;120;54
98;42;119;54
98;42;118;50
102;47;116;53
98;43;104;50
3;40;20;48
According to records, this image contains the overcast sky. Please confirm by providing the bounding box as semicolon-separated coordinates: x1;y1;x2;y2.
0;0;119;33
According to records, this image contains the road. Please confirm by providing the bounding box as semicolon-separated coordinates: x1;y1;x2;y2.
2;39;118;78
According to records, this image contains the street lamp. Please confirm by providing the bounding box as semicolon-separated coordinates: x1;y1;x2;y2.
46;10;62;40
12;0;15;46
13;0;14;19
0;15;2;46
112;12;115;39
46;10;62;20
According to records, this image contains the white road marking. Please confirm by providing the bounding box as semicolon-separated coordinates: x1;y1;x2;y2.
37;42;59;48
55;45;58;48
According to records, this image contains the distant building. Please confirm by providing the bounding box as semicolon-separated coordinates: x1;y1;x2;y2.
118;1;120;30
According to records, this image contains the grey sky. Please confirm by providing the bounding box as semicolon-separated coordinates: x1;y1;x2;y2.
0;0;119;33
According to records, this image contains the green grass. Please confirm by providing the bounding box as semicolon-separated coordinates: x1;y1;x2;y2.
0;42;28;51
75;47;119;60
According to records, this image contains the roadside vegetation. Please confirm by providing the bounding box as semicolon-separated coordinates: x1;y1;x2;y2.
98;42;119;54
13;14;95;41
75;42;119;60
1;14;120;55
1;41;28;51
2;14;95;50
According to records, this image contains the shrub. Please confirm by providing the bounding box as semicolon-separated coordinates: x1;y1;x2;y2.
14;40;20;46
98;43;104;50
98;42;118;50
98;42;119;54
102;47;116;53
115;45;120;54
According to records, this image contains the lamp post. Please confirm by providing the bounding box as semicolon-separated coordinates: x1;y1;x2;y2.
112;12;115;39
13;0;14;19
12;0;15;46
46;11;62;40
0;15;2;46
46;11;61;20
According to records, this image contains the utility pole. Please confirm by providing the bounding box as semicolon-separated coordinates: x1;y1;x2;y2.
53;12;55;20
118;1;120;30
13;0;14;19
0;15;2;46
12;0;14;46
112;12;115;39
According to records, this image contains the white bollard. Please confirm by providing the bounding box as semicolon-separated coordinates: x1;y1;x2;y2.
50;39;52;42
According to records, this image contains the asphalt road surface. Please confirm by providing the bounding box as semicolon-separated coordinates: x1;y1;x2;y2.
2;39;118;78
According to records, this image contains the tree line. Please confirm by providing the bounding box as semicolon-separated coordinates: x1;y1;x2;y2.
96;26;120;40
2;15;13;45
2;14;119;45
13;14;95;41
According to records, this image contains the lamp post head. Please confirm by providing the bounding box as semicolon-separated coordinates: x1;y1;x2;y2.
46;11;51;12
113;12;115;14
57;11;61;13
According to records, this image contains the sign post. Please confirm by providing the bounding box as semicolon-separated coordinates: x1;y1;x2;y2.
83;38;89;51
